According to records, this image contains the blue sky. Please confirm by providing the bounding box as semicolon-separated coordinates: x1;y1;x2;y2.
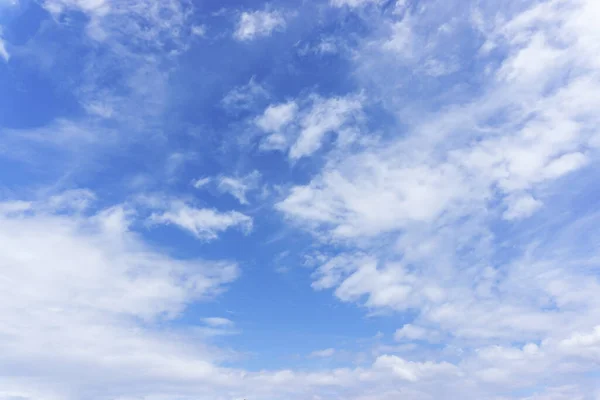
1;0;600;399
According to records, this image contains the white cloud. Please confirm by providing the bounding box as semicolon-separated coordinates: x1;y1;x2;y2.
382;17;413;56
558;326;600;360
290;96;363;160
0;31;9;62
256;95;363;159
315;37;338;54
222;77;269;111
278;152;467;237
149;201;253;240
394;324;438;342
7;0;600;399
276;3;600;394
192;177;212;189
202;317;234;328
256;101;298;132
234;10;286;41
372;355;458;382
0;191;242;398
217;171;261;205
43;0;110;18
191;24;206;37
0;191;596;400
309;348;335;358
330;0;382;8
503;194;543;220
280;0;600;237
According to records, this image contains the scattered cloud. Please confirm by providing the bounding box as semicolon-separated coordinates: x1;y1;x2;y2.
234;10;286;41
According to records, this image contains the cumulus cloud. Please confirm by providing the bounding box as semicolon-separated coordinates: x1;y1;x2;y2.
234;10;286;41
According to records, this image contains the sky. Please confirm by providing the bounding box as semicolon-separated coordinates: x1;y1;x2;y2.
1;0;600;399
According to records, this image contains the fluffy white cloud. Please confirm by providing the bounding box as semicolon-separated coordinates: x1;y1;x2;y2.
149;200;253;240
234;10;286;41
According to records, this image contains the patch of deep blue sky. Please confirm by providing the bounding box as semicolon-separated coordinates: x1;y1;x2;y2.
0;0;530;371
